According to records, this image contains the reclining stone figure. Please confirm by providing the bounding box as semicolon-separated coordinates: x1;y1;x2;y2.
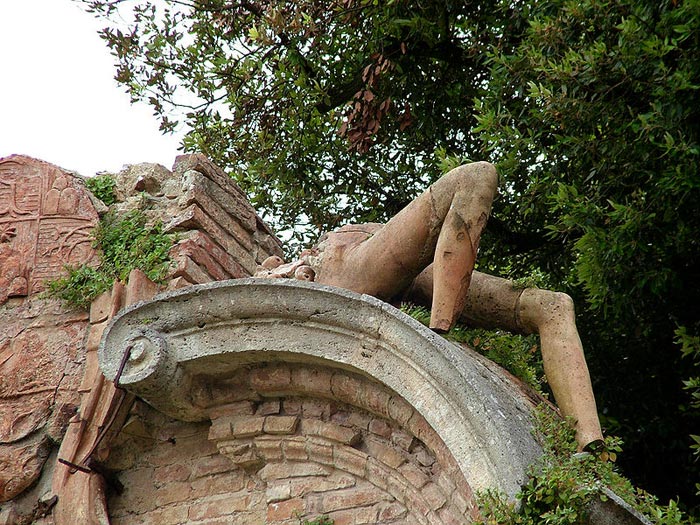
256;162;604;452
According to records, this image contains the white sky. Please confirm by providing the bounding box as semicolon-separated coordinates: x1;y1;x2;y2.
0;0;184;177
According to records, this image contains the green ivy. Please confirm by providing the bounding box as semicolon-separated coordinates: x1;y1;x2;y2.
677;324;700;497
85;174;117;206
46;209;174;308
475;405;694;525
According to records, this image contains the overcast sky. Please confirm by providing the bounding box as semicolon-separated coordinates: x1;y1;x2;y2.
0;0;184;177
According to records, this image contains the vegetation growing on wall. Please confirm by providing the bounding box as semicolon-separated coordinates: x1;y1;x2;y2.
476;405;694;525
300;516;334;525
85;173;118;206
46;209;174;307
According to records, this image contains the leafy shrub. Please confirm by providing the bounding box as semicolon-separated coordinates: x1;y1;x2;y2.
46;210;174;307
95;210;173;283
677;324;700;496
85;174;117;206
475;405;693;525
45;265;114;308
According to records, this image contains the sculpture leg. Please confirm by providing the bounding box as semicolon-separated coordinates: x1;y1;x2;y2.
407;269;604;451
429;163;497;331
517;288;604;451
348;162;497;330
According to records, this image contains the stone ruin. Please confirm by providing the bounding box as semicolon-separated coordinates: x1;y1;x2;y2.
0;154;648;524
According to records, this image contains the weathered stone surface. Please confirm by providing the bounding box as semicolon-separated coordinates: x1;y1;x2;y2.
50;269;161;525
186;230;250;278
171;236;231;281
99;278;544;500
0;155;99;302
180;168;256;242
107;154;283;282
586;487;654;525
0;434;51;502
170;251;217;284
167;203;258;274
0;155;98;504
113;162;173;201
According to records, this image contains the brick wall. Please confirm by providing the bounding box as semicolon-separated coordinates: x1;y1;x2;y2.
164;154;283;283
104;361;478;525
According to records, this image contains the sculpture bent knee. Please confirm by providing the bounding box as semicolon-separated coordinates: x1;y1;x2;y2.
257;162;604;451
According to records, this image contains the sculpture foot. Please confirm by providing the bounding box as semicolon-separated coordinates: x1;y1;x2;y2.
573;439;610;462
582;439;605;454
429;318;453;334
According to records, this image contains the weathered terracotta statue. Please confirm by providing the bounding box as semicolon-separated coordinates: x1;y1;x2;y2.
256;162;604;452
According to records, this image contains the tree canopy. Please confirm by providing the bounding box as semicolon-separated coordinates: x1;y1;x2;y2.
81;0;700;512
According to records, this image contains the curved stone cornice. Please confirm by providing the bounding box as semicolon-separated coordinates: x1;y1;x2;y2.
99;278;542;498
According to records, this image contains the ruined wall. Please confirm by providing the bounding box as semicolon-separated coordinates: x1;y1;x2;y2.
104;371;468;525
109;153;283;285
1;153;544;525
104;364;476;525
0;153;283;524
0;156;100;513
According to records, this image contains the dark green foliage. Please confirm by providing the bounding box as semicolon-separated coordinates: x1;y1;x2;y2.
46;210;174;307
476;405;694;525
85;174;117;205
80;0;700;510
80;0;512;247
677;324;700;497
474;0;700;509
475;0;700;323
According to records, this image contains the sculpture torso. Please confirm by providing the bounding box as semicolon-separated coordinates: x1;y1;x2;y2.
255;223;383;286
306;223;383;289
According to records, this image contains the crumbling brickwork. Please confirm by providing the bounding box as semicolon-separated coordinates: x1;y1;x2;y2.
104;363;476;525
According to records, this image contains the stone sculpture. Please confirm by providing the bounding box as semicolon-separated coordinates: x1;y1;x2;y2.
256;162;604;452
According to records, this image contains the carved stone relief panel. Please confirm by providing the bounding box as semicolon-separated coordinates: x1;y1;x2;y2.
0;155;99;503
0;155;99;304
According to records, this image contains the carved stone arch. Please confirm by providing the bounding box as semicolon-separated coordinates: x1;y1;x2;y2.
100;279;543;523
